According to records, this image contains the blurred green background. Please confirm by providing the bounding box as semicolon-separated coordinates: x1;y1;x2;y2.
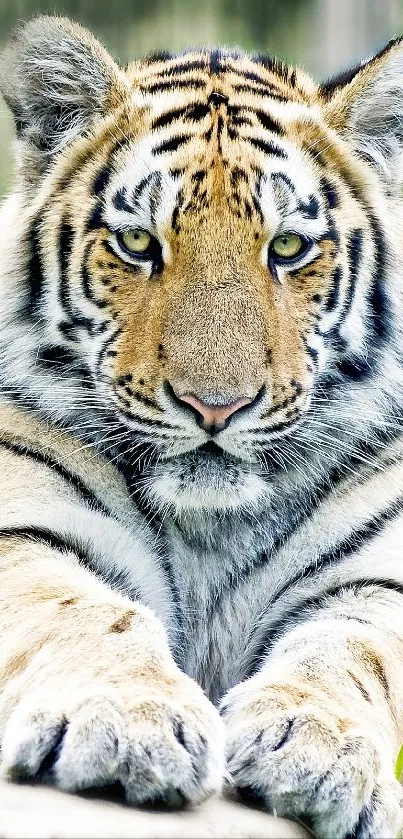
0;0;402;194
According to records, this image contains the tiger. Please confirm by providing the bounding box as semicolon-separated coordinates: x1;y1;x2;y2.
1;13;403;838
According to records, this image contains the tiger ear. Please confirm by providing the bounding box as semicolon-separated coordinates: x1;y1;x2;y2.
0;16;128;159
320;37;403;181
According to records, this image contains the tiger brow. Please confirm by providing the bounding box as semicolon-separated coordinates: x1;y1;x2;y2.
270;171;296;215
270;173;322;221
110;171;164;220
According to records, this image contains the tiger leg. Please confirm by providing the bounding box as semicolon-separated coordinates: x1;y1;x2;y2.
222;585;403;838
0;538;224;804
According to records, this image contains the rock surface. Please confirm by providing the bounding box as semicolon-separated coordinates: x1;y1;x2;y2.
0;782;310;839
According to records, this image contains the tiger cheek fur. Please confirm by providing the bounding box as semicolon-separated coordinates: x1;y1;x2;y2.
1;15;403;838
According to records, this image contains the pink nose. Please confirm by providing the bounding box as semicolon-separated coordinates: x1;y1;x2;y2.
177;393;254;432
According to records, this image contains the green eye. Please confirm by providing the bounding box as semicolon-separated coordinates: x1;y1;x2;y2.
270;233;307;261
119;228;152;255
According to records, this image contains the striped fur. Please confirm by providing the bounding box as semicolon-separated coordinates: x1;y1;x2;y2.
0;15;403;836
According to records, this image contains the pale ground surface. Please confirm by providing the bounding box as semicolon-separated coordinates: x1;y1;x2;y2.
0;782;310;839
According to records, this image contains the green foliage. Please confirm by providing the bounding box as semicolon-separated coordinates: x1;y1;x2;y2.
396;744;403;782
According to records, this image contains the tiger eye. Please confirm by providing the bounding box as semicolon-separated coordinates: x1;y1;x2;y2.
120;229;151;254
271;233;304;260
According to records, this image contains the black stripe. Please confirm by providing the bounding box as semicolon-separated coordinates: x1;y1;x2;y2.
120;390;159;410
237;71;288;96
97;327;122;373
0;440;114;518
321;177;339;209
230;166;249;187
145;50;173;62
148;172;163;228
301;334;319;365
86;203;104;231
249;577;403;678
286;578;403;624
152;103;210;130
169;166;185;178
276;493;403;608
153;135;191;155
143;79;205;94
248;137;287;158
240;70;278;88
297;195;320;220
334;215;390;381
250;194;263;225
57;220;100;339
251;494;403;669
250;53;277;73
0;526;96;566
152;106;190;130
209;50;223;75
81;243;108;309
159;59;207;76
25;220;45;316
230;115;253;128
159;552;182;632
37;344;78;368
82;266;107;309
326;265;343;312
254;110;283;134
92;165;111;197
289;69;297;88
233;83;287;101
336;354;373;381
367;213;390;343
59;221;75;320
0;525;142;602
171;205;181;234
270;171;295;194
340;229;363;319
117;407;173;431
318;214;340;247
36;345;95;389
131;174;154;205
192;169;207;183
112;187;133;214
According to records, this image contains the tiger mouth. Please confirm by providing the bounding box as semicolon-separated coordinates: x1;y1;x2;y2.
197;441;226;457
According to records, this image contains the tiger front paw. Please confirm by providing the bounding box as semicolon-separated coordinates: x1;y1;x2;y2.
1;675;224;806
0;600;224;806
222;675;403;839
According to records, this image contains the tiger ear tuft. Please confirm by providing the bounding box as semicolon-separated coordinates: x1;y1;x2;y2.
321;37;403;181
0;16;127;158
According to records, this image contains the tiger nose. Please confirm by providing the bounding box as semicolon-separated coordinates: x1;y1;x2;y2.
175;392;254;434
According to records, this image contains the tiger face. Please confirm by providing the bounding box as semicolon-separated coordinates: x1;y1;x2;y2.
1;19;401;512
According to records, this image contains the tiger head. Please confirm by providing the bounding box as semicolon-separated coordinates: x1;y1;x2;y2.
1;18;403;513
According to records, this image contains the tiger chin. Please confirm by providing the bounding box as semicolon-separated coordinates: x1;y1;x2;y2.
1;15;403;839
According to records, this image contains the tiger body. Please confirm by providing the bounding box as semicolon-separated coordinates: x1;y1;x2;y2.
1;17;403;837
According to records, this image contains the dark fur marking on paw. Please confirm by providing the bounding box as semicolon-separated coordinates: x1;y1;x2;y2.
236;784;266;810
172;718;192;754
35;719;68;779
59;597;78;607
108;610;135;633
271;718;294;751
